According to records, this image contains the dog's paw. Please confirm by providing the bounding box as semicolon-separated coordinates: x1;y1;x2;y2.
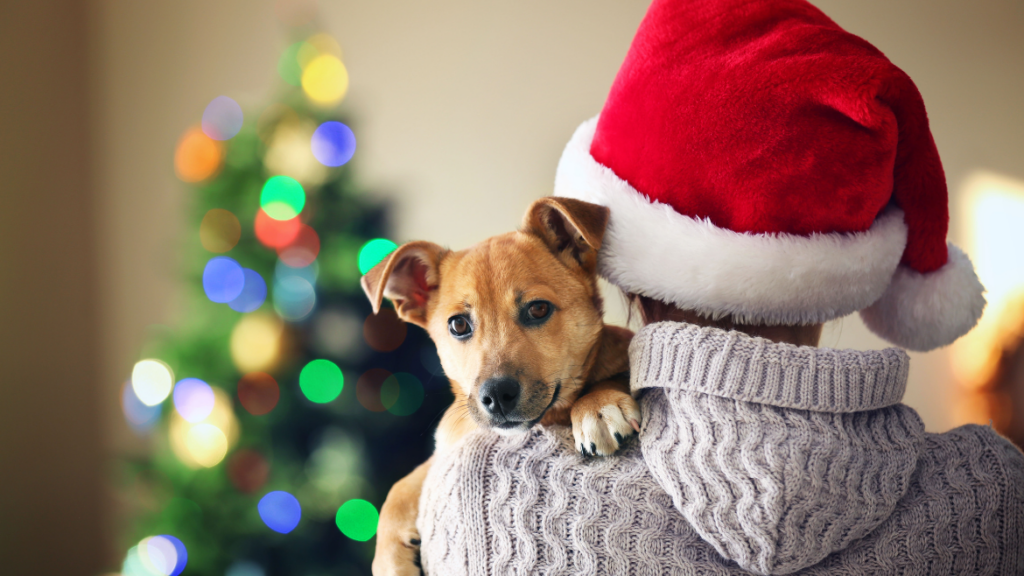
571;388;641;457
372;532;423;576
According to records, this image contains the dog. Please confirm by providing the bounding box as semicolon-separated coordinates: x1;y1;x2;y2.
360;197;640;576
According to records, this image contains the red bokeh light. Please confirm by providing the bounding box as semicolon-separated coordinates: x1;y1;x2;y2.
254;209;301;249
277;224;320;267
237;372;281;416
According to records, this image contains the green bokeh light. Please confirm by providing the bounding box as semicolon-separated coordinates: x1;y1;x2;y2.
380;372;425;416
335;499;379;541
277;42;303;86
260;176;306;220
358;238;397;275
299;359;344;403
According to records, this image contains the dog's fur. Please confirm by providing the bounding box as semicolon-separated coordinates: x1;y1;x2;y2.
361;197;639;576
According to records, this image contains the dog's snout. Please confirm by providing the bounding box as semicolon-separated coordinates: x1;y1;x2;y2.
479;377;521;417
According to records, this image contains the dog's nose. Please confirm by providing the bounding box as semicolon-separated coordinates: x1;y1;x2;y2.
479;377;521;417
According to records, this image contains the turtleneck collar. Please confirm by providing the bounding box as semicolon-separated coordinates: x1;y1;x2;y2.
629;321;910;413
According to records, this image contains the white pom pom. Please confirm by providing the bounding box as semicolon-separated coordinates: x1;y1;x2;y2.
860;244;986;352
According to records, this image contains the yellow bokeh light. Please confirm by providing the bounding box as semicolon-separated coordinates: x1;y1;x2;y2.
200;208;242;253
131;359;174;406
302;55;349;106
230;312;284;373
169;387;238;469
307;33;343;59
951;171;1024;393
187;424;229;468
264;118;328;186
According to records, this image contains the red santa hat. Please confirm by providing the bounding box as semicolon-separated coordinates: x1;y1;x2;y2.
554;0;985;351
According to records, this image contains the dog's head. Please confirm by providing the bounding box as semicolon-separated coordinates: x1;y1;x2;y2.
361;197;609;433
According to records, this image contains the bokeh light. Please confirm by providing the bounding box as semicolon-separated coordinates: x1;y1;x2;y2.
172;378;215;423
121;380;161;433
174;126;223;183
169;387;239;469
312;308;365;360
358;238;398;274
335;499;378;541
258;491;302;534
278;224;320;268
363;308;407;352
254;209;301;249
260;175;306;220
276;258;319;285
228;449;270;494
305;33;343;59
356;368;391;412
264;118;327;186
226;560;265;576
302;54;349;106
300;359;344;403
132;359;174;406
311;121;356;167
274;275;316;322
230;313;284;373
136;535;187;576
199;209;241;253
229;268;268;313
257;103;298;143
380;372;425;416
237;372;280;416
203;256;245;303
187;424;229;467
201;96;244;141
277;42;304;86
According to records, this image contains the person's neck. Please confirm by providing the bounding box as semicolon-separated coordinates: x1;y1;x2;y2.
640;304;823;347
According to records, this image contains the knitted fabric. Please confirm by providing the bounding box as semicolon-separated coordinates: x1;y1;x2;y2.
418;322;1024;575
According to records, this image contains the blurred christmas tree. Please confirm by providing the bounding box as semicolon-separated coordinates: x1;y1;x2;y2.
116;28;450;576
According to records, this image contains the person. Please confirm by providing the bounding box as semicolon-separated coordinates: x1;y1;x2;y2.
416;0;1024;573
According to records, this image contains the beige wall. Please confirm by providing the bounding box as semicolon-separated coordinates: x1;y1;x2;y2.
92;0;1024;469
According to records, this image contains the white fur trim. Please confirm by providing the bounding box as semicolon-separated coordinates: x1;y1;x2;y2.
860;244;986;351
554;117;909;326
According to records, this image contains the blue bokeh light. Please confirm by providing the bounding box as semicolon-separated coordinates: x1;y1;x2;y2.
310;121;356;167
173;378;215;423
160;534;188;576
203;256;245;303
258;491;302;534
202;96;244;140
229;268;268;313
273;275;316;322
121;381;161;433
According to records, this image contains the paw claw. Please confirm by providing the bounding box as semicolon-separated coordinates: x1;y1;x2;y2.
630;419;640;433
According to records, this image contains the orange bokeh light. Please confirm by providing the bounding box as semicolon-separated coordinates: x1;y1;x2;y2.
175;126;224;183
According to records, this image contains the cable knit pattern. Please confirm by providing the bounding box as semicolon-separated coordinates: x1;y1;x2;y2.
418;322;1024;575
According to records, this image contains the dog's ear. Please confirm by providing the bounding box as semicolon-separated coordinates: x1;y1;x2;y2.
522;197;609;273
360;241;446;328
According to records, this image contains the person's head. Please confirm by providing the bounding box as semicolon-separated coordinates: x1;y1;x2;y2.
550;0;986;352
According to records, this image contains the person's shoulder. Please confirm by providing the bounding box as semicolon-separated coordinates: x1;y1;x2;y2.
921;423;1024;497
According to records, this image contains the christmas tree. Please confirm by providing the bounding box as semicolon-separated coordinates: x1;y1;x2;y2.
117;29;450;576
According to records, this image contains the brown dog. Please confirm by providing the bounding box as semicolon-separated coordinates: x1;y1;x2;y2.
361;197;640;576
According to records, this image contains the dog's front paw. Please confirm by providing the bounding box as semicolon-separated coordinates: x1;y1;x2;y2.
571;388;641;457
372;531;423;576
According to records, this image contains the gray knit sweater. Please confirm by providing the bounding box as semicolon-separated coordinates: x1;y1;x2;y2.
418;322;1024;575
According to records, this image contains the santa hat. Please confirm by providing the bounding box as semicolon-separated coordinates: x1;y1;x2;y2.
554;0;985;351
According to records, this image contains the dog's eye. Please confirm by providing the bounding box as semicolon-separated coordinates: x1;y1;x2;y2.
448;315;472;339
521;300;554;325
528;302;550;319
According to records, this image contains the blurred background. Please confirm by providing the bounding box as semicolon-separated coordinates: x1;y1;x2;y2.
1;0;1022;574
